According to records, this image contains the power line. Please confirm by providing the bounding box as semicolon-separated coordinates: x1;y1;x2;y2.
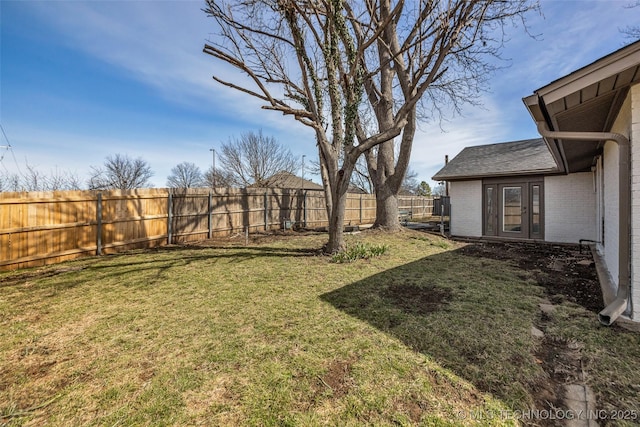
0;123;24;176
0;123;12;170
0;123;10;150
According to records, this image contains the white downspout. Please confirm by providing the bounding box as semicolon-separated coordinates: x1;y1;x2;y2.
536;123;631;326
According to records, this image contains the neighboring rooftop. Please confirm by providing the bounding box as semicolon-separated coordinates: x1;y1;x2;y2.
255;171;323;190
432;138;559;181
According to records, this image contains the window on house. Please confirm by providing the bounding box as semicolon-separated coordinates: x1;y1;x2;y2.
503;186;522;232
531;185;540;234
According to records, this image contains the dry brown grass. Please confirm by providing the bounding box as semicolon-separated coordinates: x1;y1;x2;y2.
1;230;638;426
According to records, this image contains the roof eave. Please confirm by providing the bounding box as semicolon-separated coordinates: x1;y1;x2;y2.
432;168;560;182
534;41;640;105
523;94;569;174
524;41;640;174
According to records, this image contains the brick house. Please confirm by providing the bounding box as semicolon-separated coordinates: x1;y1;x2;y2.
433;40;640;325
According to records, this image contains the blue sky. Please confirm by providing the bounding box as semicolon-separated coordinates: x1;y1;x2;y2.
1;1;638;189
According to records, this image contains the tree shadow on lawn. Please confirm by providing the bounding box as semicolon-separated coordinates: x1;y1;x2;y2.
0;244;320;291
321;244;582;410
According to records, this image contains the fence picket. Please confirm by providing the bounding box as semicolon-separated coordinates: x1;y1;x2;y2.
0;188;433;270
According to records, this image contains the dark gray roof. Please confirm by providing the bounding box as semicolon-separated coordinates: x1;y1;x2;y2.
256;171;323;190
432;138;559;181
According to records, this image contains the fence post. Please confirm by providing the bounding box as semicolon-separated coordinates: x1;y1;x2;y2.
359;194;363;225
208;191;213;239
264;190;268;231
167;192;173;245
96;193;102;255
303;190;307;228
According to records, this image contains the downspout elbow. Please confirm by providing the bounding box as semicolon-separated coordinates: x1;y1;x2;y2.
599;296;628;326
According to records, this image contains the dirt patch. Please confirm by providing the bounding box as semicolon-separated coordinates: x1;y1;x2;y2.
458;241;602;313
394;396;426;423
381;284;452;316
315;357;356;399
532;335;586;424
456;240;600;426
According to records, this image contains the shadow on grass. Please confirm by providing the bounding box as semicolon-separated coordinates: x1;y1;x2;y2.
321;244;546;409
0;244;321;290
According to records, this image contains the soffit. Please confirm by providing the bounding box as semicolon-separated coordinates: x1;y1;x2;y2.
528;42;640;173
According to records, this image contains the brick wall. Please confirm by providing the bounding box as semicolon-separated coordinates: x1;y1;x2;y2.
544;173;597;244
630;83;640;320
603;140;621;287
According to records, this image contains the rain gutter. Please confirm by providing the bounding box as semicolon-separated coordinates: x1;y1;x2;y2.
536;122;631;325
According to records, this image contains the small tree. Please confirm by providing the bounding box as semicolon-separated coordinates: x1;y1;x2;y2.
399;168;419;195
0;171;20;192
0;165;82;192
203;166;234;188
416;181;432;197
88;154;154;190
433;183;446;197
218;130;298;187
45;167;83;191
21;164;47;192
167;162;204;188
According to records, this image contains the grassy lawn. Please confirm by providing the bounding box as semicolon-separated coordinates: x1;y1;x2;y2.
1;230;639;426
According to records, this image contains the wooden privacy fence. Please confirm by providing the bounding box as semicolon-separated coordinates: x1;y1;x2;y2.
0;188;433;271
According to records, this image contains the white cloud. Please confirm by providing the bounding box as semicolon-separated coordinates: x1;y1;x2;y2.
409;98;514;184
7;0;639;190
503;0;639;92
25;1;311;136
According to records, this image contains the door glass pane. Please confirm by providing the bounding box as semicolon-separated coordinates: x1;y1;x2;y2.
503;187;521;232
485;187;495;235
532;185;540;234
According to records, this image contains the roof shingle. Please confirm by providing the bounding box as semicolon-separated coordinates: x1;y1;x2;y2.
256;171;323;190
432;138;559;181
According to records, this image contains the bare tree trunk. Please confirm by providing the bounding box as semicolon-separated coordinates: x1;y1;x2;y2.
373;175;400;229
320;134;354;252
203;0;538;252
369;110;416;229
326;188;347;252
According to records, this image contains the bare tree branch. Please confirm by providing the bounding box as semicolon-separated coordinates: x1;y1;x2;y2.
88;154;154;190
202;0;538;248
167;162;205;189
217;130;298;188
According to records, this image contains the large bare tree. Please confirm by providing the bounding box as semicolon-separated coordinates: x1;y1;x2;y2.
202;0;537;251
218;130;298;187
88;154;154;190
167;162;205;188
355;0;538;228
204;1;398;253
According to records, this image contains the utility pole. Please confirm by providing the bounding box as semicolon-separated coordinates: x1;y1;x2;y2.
301;154;306;228
209;148;216;187
301;155;306;190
